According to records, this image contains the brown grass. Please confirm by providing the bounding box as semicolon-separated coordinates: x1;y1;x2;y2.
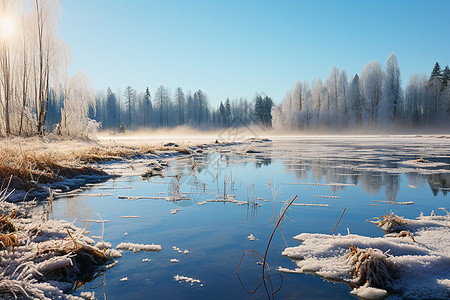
0;138;196;192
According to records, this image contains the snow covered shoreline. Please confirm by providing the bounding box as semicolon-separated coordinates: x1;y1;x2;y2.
0;135;244;299
280;211;450;299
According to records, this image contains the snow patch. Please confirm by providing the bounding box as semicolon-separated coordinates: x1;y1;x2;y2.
116;242;161;253
281;212;450;299
174;275;203;286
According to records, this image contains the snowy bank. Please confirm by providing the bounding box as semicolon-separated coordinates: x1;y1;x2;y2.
281;211;450;299
0;193;118;299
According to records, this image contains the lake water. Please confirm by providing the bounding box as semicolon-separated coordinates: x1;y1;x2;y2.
47;137;449;299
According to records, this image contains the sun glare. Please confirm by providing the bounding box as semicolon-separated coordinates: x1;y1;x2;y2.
0;15;15;41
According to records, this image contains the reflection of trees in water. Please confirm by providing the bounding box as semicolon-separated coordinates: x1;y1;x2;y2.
360;172;383;195
282;156;448;201
383;174;400;203
254;155;272;168
427;173;450;196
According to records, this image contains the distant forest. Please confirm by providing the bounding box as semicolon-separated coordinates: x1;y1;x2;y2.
1;1;449;137
48;87;274;131
48;54;450;132
273;54;450;130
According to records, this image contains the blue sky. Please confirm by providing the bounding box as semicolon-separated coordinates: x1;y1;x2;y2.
60;0;450;105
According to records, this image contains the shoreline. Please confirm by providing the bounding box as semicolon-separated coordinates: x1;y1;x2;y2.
0;134;244;299
0;134;242;202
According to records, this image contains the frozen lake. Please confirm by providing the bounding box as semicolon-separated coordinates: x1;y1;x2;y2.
46;136;450;299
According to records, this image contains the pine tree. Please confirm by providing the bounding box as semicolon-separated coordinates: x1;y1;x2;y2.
219;101;226;126
143;87;152;127
105;87;118;128
441;65;450;90
225;98;232;125
430;62;442;81
428;62;442;120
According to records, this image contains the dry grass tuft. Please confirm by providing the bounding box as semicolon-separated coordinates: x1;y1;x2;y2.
0;214;16;233
345;245;395;288
370;212;408;233
0;232;18;252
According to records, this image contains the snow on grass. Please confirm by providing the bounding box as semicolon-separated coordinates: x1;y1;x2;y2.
116;242;161;253
280;211;450;299
0;194;117;299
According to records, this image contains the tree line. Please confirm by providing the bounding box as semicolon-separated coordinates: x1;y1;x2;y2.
273;53;450;130
85;86;273;131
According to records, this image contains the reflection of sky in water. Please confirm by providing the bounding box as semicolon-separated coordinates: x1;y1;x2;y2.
49;140;448;299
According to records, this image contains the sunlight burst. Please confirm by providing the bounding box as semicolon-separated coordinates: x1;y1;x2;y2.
0;15;15;41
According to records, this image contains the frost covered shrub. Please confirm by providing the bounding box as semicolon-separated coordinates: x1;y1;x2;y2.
57;71;100;139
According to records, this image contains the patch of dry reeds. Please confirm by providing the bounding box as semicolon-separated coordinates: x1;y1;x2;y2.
345;245;395;288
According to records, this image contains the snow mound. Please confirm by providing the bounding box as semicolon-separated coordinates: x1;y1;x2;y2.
281;212;450;299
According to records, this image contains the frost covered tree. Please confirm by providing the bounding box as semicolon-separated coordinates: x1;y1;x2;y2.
57;71;99;138
361;61;383;124
0;0;97;137
379;53;402;123
311;79;324;126
404;73;427;126
324;65;339;125
337;70;349;127
348;74;364;125
123;86;136;128
174;87;184;126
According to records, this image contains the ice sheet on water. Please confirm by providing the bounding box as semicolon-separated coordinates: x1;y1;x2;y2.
174;275;203;286
116;242;162;253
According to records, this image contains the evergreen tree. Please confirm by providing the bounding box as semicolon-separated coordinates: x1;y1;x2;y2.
105;87;118;128
219;101;226;126
441;65;450;90
254;94;273;127
225;98;232;125
428;62;442;120
143;87;152;127
430;62;442;80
